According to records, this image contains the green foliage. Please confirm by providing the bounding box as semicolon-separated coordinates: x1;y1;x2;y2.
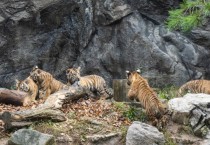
113;102;147;122
113;102;127;111
177;125;193;135
10;85;16;90
158;85;178;100
166;0;210;32
123;106;147;122
30;120;61;136
163;130;177;145
30;120;54;129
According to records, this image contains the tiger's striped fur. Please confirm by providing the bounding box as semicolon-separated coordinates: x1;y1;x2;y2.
30;66;66;99
178;80;210;96
126;69;168;128
66;67;113;99
15;76;38;105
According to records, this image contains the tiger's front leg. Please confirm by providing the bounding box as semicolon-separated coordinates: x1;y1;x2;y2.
39;89;50;99
31;91;38;102
87;90;98;99
127;89;136;100
43;88;51;99
39;90;45;99
97;88;109;100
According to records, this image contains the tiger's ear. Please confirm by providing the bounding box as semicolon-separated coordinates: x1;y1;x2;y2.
32;65;38;71
15;79;20;84
136;69;141;74
77;66;81;71
126;70;130;77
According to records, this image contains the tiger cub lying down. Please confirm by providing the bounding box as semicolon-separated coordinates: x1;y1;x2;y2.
178;79;210;96
66;67;113;99
30;66;67;99
126;69;168;128
15;76;38;106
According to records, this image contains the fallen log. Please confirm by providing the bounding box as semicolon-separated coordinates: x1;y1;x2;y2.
1;109;66;131
0;89;29;106
0;84;88;130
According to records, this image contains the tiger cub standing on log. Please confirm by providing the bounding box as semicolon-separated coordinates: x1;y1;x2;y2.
66;67;113;99
126;69;168;129
178;80;210;96
15;76;38;106
30;66;67;99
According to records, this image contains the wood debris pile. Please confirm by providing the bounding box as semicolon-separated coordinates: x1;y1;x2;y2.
0;98;132;139
62;98;131;127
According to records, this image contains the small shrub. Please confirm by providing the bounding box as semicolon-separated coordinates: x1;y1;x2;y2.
163;130;177;145
177;125;193;135
123;106;147;122
158;86;179;100
113;102;127;112
113;102;147;122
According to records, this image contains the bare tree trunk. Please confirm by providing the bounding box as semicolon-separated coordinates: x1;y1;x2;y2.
113;79;131;102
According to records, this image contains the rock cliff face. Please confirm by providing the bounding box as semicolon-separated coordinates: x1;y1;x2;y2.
0;0;210;88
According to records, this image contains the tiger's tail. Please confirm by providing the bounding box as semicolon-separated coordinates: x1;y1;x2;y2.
104;84;114;99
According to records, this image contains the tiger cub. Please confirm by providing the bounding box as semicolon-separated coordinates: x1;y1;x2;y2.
30;66;66;99
66;67;113;99
15;76;38;106
126;69;168;128
178;80;210;96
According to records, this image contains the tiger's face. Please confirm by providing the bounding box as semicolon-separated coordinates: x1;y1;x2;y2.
126;69;141;86
30;66;42;82
66;67;81;85
16;78;30;92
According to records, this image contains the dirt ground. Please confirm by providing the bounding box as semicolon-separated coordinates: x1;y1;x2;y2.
0;98;131;145
0;98;205;145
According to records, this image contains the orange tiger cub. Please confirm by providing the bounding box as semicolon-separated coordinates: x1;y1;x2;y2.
126;69;168;128
66;67;113;99
178;80;210;96
15;76;38;106
30;66;66;99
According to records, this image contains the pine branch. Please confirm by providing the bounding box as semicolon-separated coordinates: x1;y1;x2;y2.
166;0;210;32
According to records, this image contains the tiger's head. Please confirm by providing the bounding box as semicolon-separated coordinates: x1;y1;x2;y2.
66;67;81;85
15;77;31;92
126;69;141;86
30;66;42;83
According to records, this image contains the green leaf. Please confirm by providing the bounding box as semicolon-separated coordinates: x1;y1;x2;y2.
166;0;210;32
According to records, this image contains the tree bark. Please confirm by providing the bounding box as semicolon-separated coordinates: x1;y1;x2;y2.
0;89;28;106
0;84;88;130
113;79;131;102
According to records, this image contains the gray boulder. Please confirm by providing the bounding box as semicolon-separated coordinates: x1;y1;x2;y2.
126;121;165;145
8;129;55;145
168;93;210;137
0;0;210;89
200;139;210;145
86;132;123;145
127;0;180;24
94;0;132;25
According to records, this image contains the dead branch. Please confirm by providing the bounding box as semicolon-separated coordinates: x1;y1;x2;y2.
1;84;88;130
